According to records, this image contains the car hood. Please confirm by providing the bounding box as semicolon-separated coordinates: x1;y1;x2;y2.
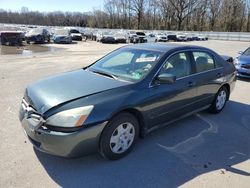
25;69;129;114
25;34;41;37
238;55;250;64
71;33;82;36
103;35;115;38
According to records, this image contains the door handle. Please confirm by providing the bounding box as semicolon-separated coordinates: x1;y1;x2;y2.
187;81;196;87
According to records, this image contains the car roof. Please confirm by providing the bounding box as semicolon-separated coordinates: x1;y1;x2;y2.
125;43;210;53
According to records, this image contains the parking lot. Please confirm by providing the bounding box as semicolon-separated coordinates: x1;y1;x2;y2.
0;40;250;188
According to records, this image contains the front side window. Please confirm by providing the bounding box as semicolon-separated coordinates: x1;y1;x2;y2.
159;52;191;79
193;52;215;72
90;48;163;82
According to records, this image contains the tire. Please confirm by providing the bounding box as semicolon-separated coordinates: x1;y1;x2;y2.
99;112;139;160
208;86;228;114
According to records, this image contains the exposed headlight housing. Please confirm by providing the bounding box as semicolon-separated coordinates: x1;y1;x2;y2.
234;58;240;66
46;105;94;128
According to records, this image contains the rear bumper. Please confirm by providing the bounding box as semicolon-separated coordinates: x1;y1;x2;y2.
20;115;107;157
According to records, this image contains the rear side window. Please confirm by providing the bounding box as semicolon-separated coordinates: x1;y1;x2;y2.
193;52;215;73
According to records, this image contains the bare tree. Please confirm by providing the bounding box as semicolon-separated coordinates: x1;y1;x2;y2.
208;0;223;31
130;0;147;29
246;0;250;31
0;0;249;31
168;0;200;30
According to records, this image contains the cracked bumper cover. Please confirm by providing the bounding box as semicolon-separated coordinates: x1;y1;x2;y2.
19;108;107;157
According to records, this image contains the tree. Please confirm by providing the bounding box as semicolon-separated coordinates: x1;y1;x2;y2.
168;0;200;30
130;0;147;29
207;0;223;31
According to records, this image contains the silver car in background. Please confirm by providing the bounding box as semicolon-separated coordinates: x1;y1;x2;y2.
234;47;250;78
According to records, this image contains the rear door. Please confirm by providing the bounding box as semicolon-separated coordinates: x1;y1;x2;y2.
191;51;224;108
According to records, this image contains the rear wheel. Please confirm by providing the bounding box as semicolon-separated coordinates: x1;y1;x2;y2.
208;86;228;113
99;112;139;160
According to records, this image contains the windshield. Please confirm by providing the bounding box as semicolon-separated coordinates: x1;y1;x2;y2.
136;32;145;36
89;48;163;82
70;29;80;33
28;28;43;35
243;48;250;56
54;29;69;35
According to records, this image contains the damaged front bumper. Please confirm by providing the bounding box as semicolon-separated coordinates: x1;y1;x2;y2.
19;100;107;158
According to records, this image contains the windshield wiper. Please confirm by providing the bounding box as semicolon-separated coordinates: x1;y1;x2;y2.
91;69;118;80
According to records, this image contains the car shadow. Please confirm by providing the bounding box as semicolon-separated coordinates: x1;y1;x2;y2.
35;100;250;187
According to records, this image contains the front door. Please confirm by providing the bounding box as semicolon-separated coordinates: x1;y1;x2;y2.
145;51;198;128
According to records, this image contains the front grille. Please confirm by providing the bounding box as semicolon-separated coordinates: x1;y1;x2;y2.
241;64;250;69
21;98;42;121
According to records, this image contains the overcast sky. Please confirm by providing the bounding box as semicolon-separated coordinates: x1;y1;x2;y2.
0;0;104;12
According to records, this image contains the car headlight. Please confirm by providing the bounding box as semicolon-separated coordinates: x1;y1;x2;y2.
46;105;94;128
234;58;240;66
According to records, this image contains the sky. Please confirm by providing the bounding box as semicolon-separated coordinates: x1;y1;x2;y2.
0;0;104;12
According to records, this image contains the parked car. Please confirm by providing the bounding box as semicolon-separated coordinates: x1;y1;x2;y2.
69;28;82;41
146;33;157;43
176;33;187;41
166;32;177;41
234;47;250;78
82;30;93;40
186;33;198;41
25;28;50;44
97;32;116;43
197;34;207;41
155;33;168;42
19;43;236;160
127;31;138;43
128;31;147;43
52;29;72;44
135;31;147;43
0;31;25;46
114;32;127;43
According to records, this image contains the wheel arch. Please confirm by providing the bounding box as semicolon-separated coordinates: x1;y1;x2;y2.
107;108;147;138
221;83;230;100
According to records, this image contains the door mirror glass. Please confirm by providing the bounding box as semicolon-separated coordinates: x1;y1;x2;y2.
157;73;176;84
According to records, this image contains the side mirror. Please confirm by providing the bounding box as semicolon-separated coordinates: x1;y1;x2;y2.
156;73;176;84
238;51;243;55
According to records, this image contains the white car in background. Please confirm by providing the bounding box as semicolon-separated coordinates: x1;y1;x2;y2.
197;34;208;41
155;33;168;42
146;33;156;43
176;33;187;41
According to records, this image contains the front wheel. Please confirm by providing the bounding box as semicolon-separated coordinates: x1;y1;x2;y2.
208;86;228;113
99;113;139;160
